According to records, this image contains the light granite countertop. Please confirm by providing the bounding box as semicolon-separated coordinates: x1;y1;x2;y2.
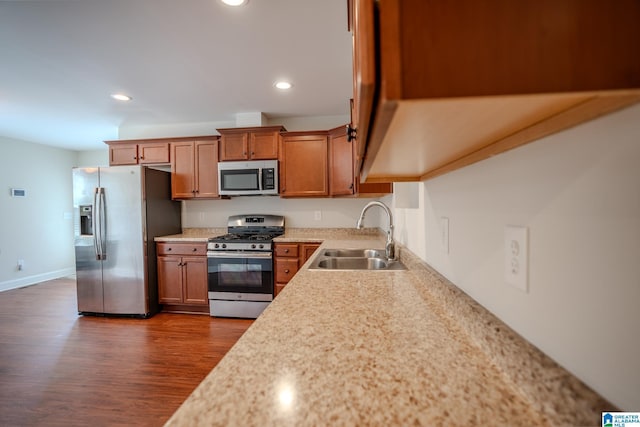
163;229;613;426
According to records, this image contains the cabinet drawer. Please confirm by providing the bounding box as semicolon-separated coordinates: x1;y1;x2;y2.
275;258;299;283
157;242;207;256
274;244;299;258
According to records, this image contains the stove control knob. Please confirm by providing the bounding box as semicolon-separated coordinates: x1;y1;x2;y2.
251;244;256;249
259;244;264;249
222;243;227;249
214;243;220;249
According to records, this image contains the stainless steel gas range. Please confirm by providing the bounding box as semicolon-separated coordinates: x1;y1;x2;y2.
206;214;285;318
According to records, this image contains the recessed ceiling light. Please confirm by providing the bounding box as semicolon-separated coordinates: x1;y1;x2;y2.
221;0;247;6
111;93;132;101
274;81;293;90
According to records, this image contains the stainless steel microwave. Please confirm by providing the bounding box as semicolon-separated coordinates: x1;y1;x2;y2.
218;160;278;196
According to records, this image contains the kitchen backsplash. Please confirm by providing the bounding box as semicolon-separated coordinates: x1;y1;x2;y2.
182;197;382;229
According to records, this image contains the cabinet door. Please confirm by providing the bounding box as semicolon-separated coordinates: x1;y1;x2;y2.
250;130;279;159
182;256;208;306
220;133;249;161
350;0;376;174
280;134;329;197
301;243;321;264
138;142;170;164
329;127;355;196
110;144;138;165
171;142;195;199
194;141;219;198
158;256;183;304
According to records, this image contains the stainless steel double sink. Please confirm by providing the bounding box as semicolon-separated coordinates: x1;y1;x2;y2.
308;248;407;271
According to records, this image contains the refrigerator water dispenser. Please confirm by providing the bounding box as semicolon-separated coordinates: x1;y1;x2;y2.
79;205;93;235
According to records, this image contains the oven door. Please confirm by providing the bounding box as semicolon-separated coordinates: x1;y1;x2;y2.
207;251;273;300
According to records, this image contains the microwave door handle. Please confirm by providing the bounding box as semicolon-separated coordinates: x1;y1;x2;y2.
258;168;263;190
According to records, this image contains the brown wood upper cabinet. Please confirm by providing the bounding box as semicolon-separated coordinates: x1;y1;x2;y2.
171;137;219;200
217;126;285;161
279;131;329;197
106;140;170;166
349;0;640;183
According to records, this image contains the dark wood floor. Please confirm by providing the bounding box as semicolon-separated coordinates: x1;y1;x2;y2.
0;277;252;427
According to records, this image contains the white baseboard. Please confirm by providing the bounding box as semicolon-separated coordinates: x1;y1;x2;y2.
0;268;76;292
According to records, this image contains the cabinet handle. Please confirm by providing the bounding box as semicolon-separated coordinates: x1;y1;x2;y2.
284;269;290;274
178;262;183;266
192;248;198;252
346;124;357;142
349;183;354;190
243;152;247;156
284;249;289;253
251;151;255;155
167;247;172;251
140;156;144;160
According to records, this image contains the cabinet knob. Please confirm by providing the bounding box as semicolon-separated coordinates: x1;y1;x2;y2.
284;269;290;274
192;248;197;252
251;151;255;155
284;249;289;253
140;156;144;160
167;247;172;251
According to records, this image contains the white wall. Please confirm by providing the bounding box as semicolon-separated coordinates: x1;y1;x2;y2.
0;137;78;290
390;103;640;410
77;149;108;167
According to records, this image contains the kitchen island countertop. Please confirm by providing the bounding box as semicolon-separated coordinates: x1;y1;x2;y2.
163;229;612;426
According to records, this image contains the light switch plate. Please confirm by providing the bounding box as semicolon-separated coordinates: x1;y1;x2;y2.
504;225;528;292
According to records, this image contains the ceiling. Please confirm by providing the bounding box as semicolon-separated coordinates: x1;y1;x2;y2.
0;0;353;150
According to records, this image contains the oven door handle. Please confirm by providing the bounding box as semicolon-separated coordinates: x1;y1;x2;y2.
207;251;273;259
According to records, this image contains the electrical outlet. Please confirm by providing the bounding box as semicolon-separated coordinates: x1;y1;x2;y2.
17;259;24;271
440;217;449;254
314;210;322;221
504;226;528;292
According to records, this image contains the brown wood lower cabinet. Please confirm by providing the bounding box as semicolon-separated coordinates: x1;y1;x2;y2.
274;241;321;297
157;242;209;313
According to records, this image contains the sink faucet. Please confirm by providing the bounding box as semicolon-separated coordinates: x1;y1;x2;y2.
356;201;396;260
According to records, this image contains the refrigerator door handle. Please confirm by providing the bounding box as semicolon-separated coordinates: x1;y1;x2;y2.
93;188;101;260
97;187;107;260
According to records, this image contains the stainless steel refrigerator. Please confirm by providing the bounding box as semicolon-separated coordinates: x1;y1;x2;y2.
72;166;181;317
